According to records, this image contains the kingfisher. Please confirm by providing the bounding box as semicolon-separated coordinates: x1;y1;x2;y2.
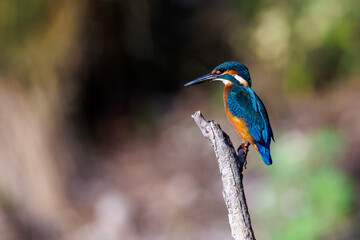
185;61;274;166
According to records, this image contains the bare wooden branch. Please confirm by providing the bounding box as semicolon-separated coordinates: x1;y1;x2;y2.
191;111;255;240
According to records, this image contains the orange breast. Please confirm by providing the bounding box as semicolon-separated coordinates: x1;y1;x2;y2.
224;84;255;146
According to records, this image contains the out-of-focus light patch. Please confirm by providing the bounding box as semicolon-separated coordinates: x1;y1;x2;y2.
251;7;290;68
253;184;277;213
270;130;311;177
94;192;133;238
294;0;347;49
280;188;309;219
308;128;345;165
72;191;136;240
95;192;131;225
164;173;199;208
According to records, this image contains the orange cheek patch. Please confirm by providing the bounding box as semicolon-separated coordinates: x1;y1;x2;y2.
223;70;238;76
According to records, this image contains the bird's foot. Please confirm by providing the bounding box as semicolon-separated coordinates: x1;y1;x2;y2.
237;143;249;152
238;155;248;169
237;143;249;170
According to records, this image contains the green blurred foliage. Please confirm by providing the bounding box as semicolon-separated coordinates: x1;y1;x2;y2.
246;0;360;91
0;0;80;89
0;0;47;72
254;129;354;240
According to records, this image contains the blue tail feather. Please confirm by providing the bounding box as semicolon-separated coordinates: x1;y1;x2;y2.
255;143;272;165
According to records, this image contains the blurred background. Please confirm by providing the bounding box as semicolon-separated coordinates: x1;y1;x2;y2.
0;0;359;239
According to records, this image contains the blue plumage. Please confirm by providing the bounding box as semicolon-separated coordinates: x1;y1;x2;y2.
227;85;274;165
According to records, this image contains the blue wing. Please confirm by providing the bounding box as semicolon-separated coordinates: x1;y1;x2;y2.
227;85;274;165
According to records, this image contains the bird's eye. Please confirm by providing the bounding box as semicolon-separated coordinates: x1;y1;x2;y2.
215;68;225;74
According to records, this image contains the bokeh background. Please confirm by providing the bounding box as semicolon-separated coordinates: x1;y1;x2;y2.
0;0;359;239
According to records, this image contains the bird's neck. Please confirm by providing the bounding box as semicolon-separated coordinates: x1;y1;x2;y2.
223;83;233;118
223;83;233;101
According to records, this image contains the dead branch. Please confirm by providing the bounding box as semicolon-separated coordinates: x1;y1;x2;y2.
191;111;255;240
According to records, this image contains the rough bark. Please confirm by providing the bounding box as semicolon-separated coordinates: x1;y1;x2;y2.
191;111;255;240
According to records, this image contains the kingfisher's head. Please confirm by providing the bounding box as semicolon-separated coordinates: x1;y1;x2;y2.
185;61;252;87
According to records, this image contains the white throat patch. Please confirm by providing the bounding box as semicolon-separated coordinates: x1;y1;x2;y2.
214;78;232;85
234;74;249;87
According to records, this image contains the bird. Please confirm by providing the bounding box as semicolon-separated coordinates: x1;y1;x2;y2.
185;61;274;166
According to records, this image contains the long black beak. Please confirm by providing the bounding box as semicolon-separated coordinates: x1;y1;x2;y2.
184;73;217;86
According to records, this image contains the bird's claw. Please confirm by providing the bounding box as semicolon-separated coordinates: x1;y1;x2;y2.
237;143;249;170
240;156;248;169
237;152;247;169
237;143;248;152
